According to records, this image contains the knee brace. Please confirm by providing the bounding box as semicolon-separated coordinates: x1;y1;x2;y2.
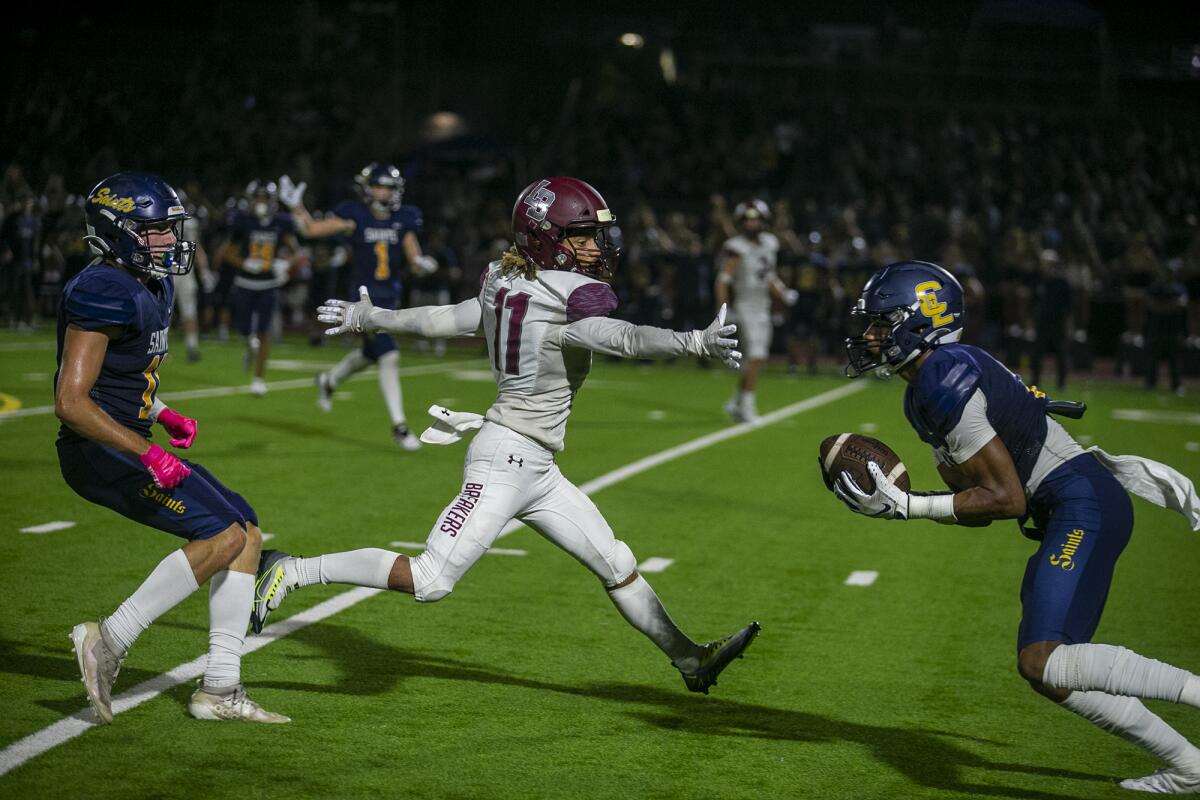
601;539;638;589
408;550;455;603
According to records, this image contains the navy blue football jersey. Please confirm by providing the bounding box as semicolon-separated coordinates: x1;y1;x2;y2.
55;261;174;444
227;211;295;285
903;343;1050;486
333;200;423;301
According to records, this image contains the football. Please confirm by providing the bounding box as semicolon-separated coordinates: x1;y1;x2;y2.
819;433;911;494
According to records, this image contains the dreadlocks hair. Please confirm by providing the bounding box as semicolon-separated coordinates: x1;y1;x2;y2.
498;245;538;280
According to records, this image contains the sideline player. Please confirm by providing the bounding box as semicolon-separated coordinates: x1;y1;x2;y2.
831;260;1200;793
216;180;299;396
58;173;287;724
278;164;437;450
714;199;797;423
253;177;760;693
171;189;212;362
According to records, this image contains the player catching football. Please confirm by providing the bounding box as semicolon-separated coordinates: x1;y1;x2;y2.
830;260;1200;794
252;176;760;694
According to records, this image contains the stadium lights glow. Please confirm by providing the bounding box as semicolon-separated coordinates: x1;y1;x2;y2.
619;32;644;48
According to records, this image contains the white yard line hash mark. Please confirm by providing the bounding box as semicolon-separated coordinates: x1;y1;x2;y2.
0;360;482;421
0;587;382;777
0;381;868;775
19;521;76;534
637;557;674;573
845;571;879;587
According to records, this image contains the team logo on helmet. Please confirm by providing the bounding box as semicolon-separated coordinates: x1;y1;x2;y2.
90;188;136;213
522;180;556;224
915;281;953;326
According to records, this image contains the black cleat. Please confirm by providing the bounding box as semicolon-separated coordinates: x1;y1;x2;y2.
675;621;761;694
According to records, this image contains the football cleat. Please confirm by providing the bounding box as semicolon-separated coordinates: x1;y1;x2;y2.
675;621;761;694
189;683;290;723
250;549;296;634
250;377;267;397
315;372;333;412
70;621;125;725
1119;767;1200;794
723;399;744;423
393;424;421;451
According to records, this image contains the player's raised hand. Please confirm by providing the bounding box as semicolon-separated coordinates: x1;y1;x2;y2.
702;303;741;369
140;444;191;489
317;285;377;336
156;408;198;448
834;461;910;520
278;174;307;209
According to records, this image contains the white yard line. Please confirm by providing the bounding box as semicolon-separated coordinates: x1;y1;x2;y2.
844;570;879;587
637;557;675;573
496;381;869;538
0;587;382;777
18;522;76;535
1112;409;1200;426
0;380;868;776
0;360;481;421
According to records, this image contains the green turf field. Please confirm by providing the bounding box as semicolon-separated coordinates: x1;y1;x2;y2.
1;331;1198;799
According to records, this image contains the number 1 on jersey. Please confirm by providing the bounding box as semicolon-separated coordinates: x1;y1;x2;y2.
374;241;389;280
492;289;530;375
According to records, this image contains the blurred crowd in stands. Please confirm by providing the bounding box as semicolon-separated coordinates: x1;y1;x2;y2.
3;80;1198;392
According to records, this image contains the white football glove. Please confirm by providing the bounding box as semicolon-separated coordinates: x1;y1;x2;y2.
699;303;741;369
783;288;800;307
834;461;910;520
317;285;379;335
412;254;438;276
242;257;265;274
278;174;307;210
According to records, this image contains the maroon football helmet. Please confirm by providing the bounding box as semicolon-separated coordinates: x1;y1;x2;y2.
511;176;620;278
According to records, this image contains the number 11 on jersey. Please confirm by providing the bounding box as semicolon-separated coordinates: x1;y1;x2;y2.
492;289;530;375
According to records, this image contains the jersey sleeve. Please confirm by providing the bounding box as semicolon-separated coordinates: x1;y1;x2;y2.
566;282;619;322
913;349;982;443
332;201;360;224
941;388;996;464
63;273;138;330
401;205;424;234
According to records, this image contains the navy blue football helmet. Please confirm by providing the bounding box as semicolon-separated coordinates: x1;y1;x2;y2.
245;179;279;219
845;260;964;377
84;173;195;279
355;162;404;212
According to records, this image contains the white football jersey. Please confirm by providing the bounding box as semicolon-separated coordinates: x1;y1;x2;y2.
478;261;618;452
723;232;780;308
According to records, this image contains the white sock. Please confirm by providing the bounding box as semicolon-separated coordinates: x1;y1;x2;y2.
328;350;369;387
203;570;254;692
1062;691;1200;770
1182;677;1200;708
294;548;397;589
607;576;699;666
377;350;405;426
1044;643;1193;703
741;391;757;417
185;331;199;350
102;549;200;655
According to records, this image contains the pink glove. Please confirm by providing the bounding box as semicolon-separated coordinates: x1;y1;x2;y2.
140;444;191;489
157;407;198;448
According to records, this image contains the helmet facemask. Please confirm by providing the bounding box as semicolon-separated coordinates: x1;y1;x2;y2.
845;305;930;378
85;212;195;279
556;224;622;279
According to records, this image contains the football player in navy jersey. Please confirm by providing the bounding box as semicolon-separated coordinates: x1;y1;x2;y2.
831;261;1200;794
57;173;288;725
278;164;436;450
216;180;300;396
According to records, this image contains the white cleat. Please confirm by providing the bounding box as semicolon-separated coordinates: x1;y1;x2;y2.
315;372;333;412
1120;767;1200;794
250;377;268;397
70;621;124;725
393;424;421;451
723;400;745;423
189;684;290;724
